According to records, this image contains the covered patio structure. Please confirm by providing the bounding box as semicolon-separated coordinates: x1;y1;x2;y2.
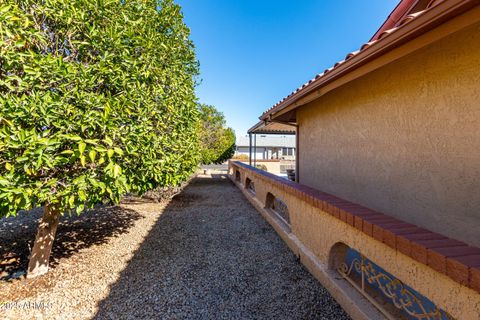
247;121;297;180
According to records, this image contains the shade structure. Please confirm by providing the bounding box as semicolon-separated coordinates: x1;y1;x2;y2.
248;121;296;135
246;121;296;173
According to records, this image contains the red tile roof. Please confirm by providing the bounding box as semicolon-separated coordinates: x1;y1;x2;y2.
260;0;478;121
370;0;419;41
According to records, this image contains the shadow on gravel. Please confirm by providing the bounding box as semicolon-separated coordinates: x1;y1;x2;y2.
93;174;350;320
0;206;143;281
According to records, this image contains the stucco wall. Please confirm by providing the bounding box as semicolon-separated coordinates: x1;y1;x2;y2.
239;160;282;174
297;22;480;246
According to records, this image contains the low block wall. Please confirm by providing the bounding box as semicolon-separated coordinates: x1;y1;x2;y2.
238;160;282;174
229;160;480;320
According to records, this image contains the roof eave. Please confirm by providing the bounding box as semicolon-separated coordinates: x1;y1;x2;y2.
247;120;296;135
260;0;479;122
370;0;420;41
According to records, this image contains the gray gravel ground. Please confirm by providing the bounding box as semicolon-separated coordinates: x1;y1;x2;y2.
94;174;350;320
1;173;350;320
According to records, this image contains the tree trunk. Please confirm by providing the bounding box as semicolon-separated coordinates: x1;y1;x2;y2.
27;205;61;278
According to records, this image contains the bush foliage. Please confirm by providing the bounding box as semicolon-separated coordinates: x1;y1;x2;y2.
0;0;200;217
197;104;235;165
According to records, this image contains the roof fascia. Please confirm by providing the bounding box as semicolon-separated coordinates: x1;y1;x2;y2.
262;0;479;122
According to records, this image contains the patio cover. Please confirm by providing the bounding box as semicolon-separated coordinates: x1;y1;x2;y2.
247;121;296;135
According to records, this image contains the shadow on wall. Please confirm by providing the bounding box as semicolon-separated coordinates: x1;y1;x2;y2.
328;242;350;271
245;178;255;195
0;206;143;280
265;192;290;225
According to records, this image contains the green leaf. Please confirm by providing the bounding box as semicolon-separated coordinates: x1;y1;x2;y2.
114;147;124;155
15;39;26;48
104;137;113;146
113;164;121;178
85;139;98;145
0;5;12;14
68;195;75;207
89;150;96;163
78;142;86;154
76;204;85;215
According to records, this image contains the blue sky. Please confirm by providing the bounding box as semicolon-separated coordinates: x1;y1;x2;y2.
176;0;399;136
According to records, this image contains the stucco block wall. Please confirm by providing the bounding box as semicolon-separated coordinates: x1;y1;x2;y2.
297;22;480;247
239;160;282;174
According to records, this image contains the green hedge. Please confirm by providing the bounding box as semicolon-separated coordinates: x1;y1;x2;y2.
197;104;236;165
0;0;200;217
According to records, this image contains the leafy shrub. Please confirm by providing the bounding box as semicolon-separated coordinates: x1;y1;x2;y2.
0;0;199;276
255;164;268;172
232;154;249;161
197;104;235;164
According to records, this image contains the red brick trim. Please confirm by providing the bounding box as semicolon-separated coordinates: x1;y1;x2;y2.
236;159;281;163
229;160;480;293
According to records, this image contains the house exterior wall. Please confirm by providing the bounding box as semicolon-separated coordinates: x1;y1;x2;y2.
235;147;250;155
297;21;480;247
235;147;267;160
235;146;296;160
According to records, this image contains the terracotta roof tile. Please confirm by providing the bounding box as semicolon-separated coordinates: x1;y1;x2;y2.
345;50;360;60
260;0;474;120
428;0;446;8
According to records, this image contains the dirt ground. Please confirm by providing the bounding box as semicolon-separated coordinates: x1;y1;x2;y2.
0;173;349;320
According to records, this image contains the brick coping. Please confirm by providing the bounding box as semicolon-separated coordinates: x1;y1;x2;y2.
234;159;282;163
230;161;480;293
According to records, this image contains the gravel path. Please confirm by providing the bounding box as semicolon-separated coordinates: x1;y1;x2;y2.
0;173;349;320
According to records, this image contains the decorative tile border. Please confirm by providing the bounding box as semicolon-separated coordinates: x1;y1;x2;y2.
339;247;454;320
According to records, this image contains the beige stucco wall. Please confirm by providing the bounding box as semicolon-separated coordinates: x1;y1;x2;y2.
297;22;480;246
239;160;282;174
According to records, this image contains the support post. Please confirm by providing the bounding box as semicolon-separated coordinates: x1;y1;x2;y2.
254;133;257;167
295;125;299;183
249;133;252;166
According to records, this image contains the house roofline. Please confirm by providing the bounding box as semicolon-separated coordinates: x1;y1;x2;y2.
247;121;296;135
370;0;419;41
260;0;479;122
